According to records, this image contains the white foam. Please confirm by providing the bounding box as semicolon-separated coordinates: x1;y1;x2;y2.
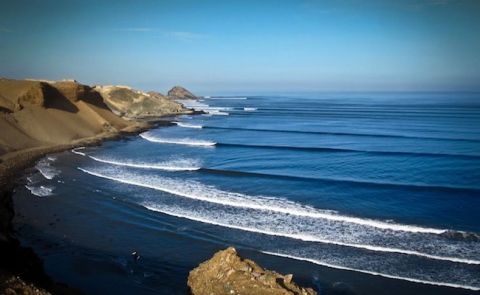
209;111;229;116
88;155;201;171
261;251;480;291
76;167;480;266
35;159;60;180
203;107;233;111
84;163;440;234
244;107;257;111
173;122;203;129
25;185;54;197
142;202;480;265
71;147;86;156
140;132;216;147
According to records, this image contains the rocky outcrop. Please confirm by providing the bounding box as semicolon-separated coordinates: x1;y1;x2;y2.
94;85;192;118
188;247;317;295
167;86;197;100
0;274;51;295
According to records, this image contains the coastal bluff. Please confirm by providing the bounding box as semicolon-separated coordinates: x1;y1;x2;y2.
94;85;190;118
188;247;317;295
0;78;141;155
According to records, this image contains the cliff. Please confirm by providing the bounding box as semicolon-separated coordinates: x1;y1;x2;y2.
188;247;317;295
94;85;192;119
167;86;197;100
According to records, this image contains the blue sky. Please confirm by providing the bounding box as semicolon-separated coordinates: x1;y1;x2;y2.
1;0;479;93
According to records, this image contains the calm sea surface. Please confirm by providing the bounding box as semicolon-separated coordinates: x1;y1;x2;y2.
14;92;480;294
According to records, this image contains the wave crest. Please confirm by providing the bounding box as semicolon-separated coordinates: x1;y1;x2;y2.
88;155;201;171
25;185;54;197
35;158;60;180
140;132;216;147
173;122;203;129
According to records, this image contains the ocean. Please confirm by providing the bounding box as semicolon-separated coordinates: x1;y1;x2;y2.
13;92;480;294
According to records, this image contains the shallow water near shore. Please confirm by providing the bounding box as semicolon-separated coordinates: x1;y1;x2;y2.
13;92;480;294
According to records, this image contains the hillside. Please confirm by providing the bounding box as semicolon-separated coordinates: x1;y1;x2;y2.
94;85;192;119
0;79;141;156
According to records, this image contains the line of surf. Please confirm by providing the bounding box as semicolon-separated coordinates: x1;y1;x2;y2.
215;142;480;159
35;159;60;180
207;97;247;100
173;122;203;129
202;126;480;143
88;155;201;171
77;167;452;237
260;251;480;291
71;147;86;156
200;168;480;193
141;203;480;265
229;109;480;120
25;185;54;197
140;133;216;147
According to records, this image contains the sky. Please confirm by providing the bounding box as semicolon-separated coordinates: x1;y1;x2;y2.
0;0;479;93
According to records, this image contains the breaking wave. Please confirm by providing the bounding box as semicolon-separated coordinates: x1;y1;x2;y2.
78;167;480;265
209;97;247;100
173;122;203;129
140;132;216;147
35;158;60;180
260;251;480;291
88;155;201;171
71;147;86;156
25;185;54;197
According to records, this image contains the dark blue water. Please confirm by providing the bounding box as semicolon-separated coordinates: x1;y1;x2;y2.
14;92;480;294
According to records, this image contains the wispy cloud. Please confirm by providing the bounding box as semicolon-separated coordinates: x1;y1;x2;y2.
162;31;206;42
115;28;155;32
403;0;456;11
0;27;12;33
114;28;206;41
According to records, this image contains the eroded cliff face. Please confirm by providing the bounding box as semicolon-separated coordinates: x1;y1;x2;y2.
94;85;192;118
188;247;317;295
167;86;197;100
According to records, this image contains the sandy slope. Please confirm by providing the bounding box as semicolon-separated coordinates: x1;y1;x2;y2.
0;79;135;155
0;78;161;294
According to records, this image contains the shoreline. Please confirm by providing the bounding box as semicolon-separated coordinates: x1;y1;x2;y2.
0;117;181;294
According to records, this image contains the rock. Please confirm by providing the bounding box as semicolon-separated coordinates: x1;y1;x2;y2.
0;275;51;295
188;247;317;295
284;274;293;284
167;86;197;100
